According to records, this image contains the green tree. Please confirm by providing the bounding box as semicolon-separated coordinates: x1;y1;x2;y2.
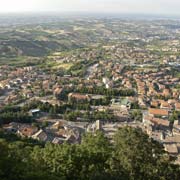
111;127;180;180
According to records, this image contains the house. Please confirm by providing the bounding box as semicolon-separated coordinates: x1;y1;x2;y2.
151;100;159;108
148;108;169;118
18;125;38;138
164;144;178;156
173;120;180;135
49;121;80;144
163;135;180;158
175;102;180;111
143;115;170;130
68;93;91;102
32;129;48;141
160;101;170;110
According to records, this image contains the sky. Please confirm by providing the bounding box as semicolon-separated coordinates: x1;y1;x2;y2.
0;0;180;15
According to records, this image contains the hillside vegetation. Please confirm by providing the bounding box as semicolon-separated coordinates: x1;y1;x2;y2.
0;127;179;180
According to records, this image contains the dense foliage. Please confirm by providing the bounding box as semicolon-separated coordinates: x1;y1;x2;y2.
0;127;179;180
75;86;135;97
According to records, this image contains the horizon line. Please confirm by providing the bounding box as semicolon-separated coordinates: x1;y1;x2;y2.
0;11;180;21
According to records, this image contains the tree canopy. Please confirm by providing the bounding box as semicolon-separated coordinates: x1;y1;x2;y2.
0;127;179;180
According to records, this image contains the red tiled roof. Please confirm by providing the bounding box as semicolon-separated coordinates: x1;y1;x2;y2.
69;93;90;100
151;118;170;127
175;103;180;110
149;108;169;116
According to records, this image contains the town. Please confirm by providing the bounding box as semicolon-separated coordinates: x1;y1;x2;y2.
1;17;180;164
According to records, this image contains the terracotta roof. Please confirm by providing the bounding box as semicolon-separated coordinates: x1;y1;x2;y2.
151;117;170;127
164;144;178;154
149;108;169;116
19;126;38;137
164;135;180;143
144;115;170;127
68;93;90;100
151;101;159;107
175;103;180;110
160;101;170;108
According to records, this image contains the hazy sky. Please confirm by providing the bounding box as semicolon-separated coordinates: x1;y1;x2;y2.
0;0;180;15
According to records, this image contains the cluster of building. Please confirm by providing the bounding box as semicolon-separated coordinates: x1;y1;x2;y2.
3;120;82;144
1;19;180;163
